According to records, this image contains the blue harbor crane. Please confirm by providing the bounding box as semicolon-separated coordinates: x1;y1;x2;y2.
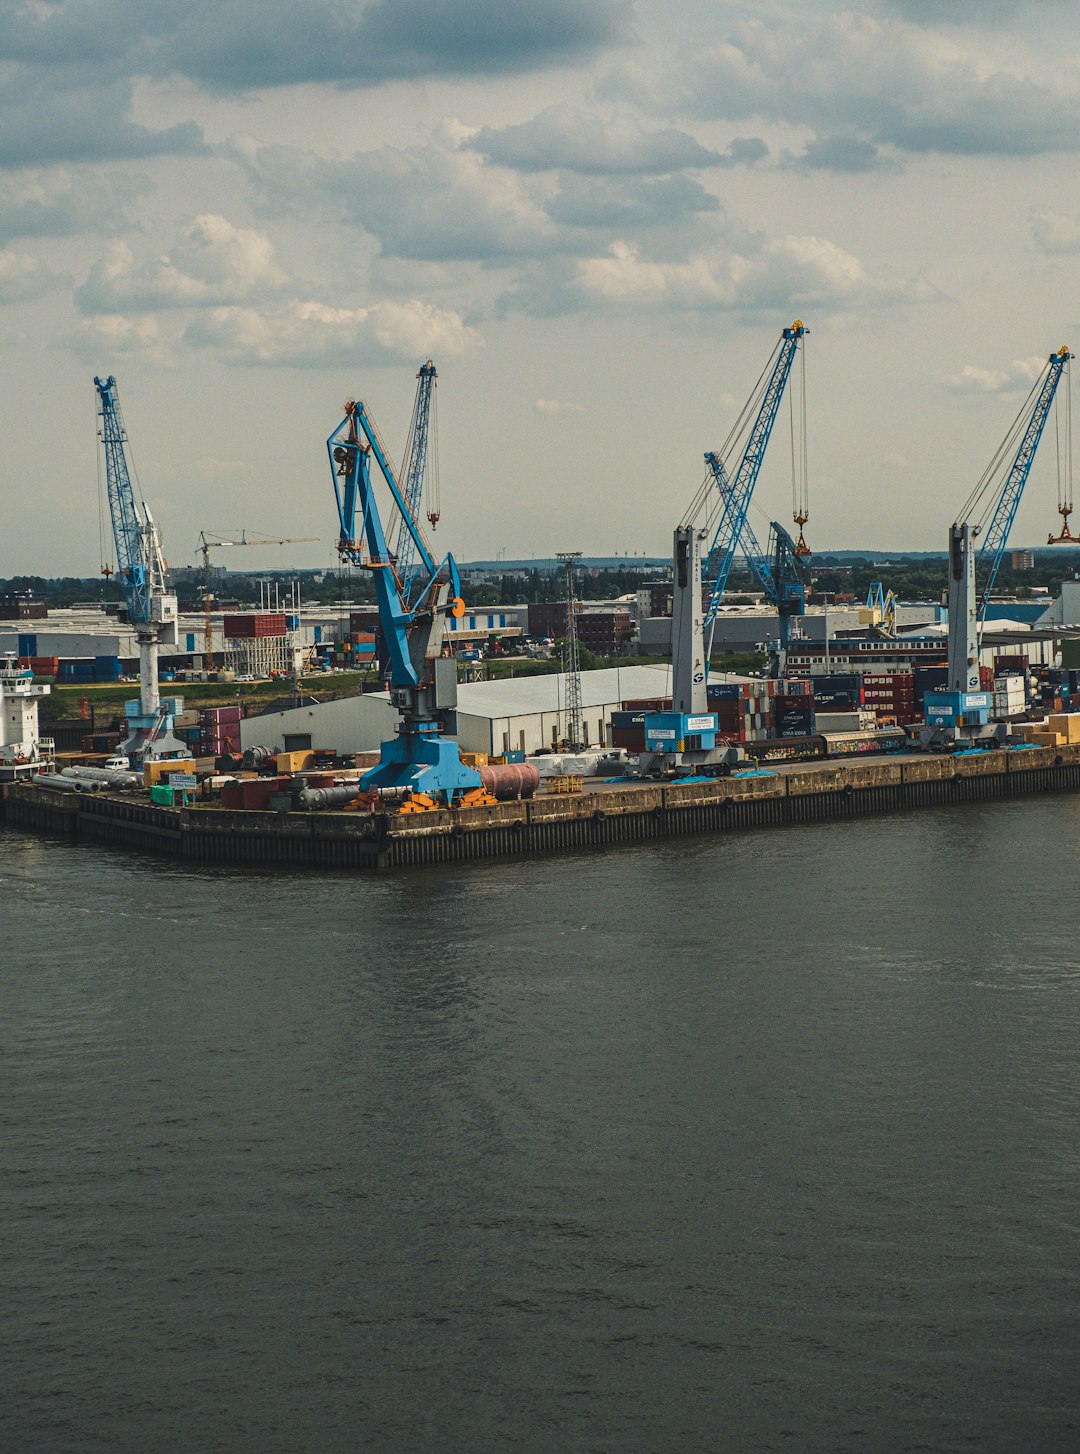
925;343;1072;745
737;517;808;675
642;321;808;775
94;375;186;764
391;359;439;608
328;391;485;806
672;321;807;711
699;320;807;634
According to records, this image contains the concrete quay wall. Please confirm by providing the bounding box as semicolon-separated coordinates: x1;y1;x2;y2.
5;746;1080;872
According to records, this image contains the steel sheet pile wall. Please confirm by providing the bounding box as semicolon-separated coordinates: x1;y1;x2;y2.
9;745;1080;870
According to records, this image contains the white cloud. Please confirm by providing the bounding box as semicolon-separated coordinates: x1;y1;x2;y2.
230;133;555;262
0;169;153;243
196;456;251;479
576;234;924;314
0;248;56;303
656;11;1080;159
534;399;584;414
184;298;482;367
946;357;1045;393
77;216;286;312
1030;205;1080;255
71;313;174;366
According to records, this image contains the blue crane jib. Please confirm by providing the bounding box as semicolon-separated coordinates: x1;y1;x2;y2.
701;321;806;626
938;342;1071;714
974;345;1072;619
95;374;164;627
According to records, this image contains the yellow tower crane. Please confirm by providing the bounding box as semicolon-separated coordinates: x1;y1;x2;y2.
196;531;319;668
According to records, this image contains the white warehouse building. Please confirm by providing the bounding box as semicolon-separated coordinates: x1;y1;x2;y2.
239;664;674;759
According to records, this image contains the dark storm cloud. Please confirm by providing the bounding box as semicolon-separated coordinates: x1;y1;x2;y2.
469;106;721;174
0;0;633;94
0;68;203;168
545;173;720;229
782;135;898;173
0;0;631;166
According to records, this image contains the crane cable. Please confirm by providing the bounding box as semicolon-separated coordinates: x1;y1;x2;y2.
685;339;782;531
955;369;1044;533
790;343;810;554
95;384;112;582
1050;358;1075;542
427;382;441;529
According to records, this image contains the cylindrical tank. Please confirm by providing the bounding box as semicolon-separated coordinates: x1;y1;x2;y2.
36;774;102;792
242;745;273;770
297;784;363;810
479;762;540;800
60;765;141;789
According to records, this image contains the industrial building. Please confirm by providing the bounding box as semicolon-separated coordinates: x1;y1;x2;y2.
239;664;673;759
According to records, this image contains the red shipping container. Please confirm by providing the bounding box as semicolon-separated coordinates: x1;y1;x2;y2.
254;613;288;638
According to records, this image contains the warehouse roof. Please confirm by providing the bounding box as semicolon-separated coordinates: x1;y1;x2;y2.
453;663;672;720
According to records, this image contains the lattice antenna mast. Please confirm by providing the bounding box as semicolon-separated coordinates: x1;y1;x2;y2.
557;551;584;749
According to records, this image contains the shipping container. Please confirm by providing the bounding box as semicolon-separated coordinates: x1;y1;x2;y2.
222;612;288;639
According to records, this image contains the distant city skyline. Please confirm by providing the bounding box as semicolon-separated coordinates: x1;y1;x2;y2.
3;0;1079;575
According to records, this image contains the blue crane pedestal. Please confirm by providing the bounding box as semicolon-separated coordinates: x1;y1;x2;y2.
361;725;482;799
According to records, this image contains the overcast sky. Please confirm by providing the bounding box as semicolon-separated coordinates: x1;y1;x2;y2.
4;0;1080;577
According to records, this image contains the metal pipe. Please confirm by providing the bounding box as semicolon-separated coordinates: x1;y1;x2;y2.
296;784;363;810
35;774;103;792
60;766;142;789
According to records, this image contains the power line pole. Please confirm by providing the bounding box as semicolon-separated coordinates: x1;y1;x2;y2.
557;551;583;749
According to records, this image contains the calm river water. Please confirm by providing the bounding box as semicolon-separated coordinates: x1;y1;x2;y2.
3;800;1079;1452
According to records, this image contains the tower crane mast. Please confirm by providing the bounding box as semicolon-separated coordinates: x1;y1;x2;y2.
391;360;438;607
94;375;185;763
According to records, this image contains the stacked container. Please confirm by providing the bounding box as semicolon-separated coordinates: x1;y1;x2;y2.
705;681;777;742
200;704;243;758
222;613;288;639
860;672;917;724
811;673;862;712
913;665;949;715
993;675;1026;718
18;656;60;678
610;710;648;752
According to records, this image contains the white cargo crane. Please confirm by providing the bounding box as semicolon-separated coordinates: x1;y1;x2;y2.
640;321;807;776
94;375;187;763
922;344;1072;747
